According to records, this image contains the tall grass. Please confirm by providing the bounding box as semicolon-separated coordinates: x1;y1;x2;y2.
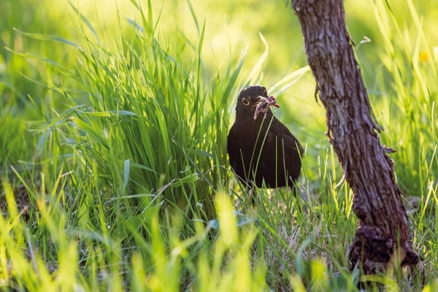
0;0;437;291
371;0;438;197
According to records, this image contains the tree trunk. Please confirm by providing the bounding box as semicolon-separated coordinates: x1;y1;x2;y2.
291;0;418;274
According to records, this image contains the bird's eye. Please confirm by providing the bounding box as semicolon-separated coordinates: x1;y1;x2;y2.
242;98;250;106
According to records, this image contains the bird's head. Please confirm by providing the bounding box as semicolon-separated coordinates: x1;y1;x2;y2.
236;85;279;121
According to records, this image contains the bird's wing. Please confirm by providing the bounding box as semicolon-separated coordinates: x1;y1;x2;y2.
262;117;303;182
270;117;304;155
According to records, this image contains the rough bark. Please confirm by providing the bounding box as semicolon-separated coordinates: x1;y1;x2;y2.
291;0;418;274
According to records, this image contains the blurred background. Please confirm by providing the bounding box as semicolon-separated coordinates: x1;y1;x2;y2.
1;0;438;290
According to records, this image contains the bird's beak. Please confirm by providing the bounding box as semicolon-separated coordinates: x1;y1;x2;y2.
253;95;279;120
268;95;280;108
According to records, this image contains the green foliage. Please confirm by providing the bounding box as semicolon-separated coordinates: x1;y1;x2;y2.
0;0;437;291
370;0;438;197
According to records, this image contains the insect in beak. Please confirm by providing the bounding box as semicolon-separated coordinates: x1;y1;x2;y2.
253;95;279;120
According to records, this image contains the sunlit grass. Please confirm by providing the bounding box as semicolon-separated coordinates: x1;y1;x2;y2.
0;0;437;290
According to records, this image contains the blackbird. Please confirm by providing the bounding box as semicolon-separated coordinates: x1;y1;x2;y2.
227;85;303;190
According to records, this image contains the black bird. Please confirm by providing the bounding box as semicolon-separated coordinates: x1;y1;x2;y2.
227;85;303;190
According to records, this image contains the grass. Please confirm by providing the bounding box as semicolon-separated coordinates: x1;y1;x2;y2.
0;0;437;290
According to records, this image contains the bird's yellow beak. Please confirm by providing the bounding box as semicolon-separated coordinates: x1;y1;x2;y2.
253;95;279;120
